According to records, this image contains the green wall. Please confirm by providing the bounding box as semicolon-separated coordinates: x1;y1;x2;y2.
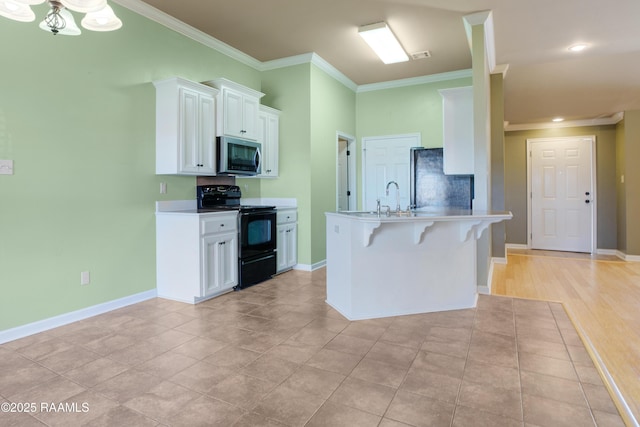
309;66;357;264
354;77;472;210
259;64;313;265
504;125;618;250
356;77;472;146
0;4;261;330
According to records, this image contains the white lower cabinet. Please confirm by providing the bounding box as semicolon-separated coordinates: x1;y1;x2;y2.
201;231;238;296
156;212;238;303
276;208;297;273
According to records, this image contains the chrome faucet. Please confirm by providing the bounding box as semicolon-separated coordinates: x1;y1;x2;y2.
386;181;401;213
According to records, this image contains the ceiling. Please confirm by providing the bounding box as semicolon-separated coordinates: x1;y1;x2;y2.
128;0;640;128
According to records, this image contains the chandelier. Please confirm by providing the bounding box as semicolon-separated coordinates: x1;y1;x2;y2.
0;0;122;35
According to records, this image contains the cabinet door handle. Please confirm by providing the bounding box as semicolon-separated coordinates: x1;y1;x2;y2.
219;241;226;245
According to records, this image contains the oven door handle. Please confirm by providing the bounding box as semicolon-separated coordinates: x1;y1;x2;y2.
241;253;274;264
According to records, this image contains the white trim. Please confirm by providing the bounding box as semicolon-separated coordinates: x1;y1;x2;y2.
336;132;357;211
506;112;624;131
596;248;618;256
356;69;472;93
527;136;597;254
506;243;529;251
294;260;326;272
481;256;507;295
616;250;640;262
492;64;509;77
463;10;496;72
0;289;157;345
568;310;640;427
261;53;357;92
112;1;471;94
111;0;261;70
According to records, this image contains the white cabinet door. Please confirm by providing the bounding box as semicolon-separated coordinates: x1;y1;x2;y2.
276;224;288;272
276;208;297;273
154;77;218;176
198;94;216;174
439;86;473;175
208;79;265;141
242;95;260;141
257;106;280;177
285;225;297;269
222;88;245;138
202;231;238;296
179;87;200;174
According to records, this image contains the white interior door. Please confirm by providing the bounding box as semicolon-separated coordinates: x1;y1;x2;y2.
529;136;595;253
363;134;420;211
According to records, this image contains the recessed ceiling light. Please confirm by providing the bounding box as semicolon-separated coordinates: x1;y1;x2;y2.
552;117;564;122
568;43;589;52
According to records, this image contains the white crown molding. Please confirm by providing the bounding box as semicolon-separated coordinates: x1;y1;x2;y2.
111;0;262;70
112;0;473;94
463;10;496;73
492;63;509;77
505;112;624;131
261;53;358;92
357;69;473;93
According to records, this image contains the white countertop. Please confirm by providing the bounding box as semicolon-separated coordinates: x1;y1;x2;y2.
326;209;512;222
156;199;297;215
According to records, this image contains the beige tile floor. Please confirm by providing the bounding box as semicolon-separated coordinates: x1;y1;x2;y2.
0;269;626;426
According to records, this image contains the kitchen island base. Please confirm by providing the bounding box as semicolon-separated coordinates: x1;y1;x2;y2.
325;211;512;320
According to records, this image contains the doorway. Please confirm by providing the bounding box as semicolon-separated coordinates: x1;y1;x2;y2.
362;133;420;211
336;133;356;211
527;136;596;253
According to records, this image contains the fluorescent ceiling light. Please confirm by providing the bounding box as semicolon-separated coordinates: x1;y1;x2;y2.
552;117;564;122
359;22;408;64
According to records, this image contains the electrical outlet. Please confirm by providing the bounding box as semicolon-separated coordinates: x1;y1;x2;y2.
80;271;90;286
160;182;167;194
621;175;625;184
0;159;13;175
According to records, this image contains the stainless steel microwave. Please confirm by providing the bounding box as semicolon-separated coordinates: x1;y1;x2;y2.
217;136;261;176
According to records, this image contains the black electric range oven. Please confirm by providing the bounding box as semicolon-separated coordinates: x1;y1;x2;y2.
197;185;276;289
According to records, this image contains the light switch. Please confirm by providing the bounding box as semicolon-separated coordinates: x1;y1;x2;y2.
0;159;13;175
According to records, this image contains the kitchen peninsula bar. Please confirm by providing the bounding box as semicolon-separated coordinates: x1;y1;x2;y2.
325;210;512;320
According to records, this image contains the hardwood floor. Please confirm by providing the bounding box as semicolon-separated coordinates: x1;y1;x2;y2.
491;249;640;427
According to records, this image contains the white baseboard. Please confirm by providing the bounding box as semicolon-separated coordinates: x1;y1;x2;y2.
616;250;640;262
506;243;529;251
596;248;617;256
294;260;327;272
0;289;157;345
482;256;509;295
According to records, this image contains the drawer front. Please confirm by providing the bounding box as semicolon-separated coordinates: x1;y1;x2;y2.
201;215;238;235
277;209;297;224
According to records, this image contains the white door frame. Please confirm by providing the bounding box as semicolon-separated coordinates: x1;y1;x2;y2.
526;135;597;253
336;131;357;211
362;133;421;210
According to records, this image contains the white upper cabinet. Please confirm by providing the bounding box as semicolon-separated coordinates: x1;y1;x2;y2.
257;105;280;178
439;86;473;175
154;77;218;175
205;78;264;141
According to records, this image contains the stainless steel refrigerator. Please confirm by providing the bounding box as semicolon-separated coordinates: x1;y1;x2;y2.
410;147;474;210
